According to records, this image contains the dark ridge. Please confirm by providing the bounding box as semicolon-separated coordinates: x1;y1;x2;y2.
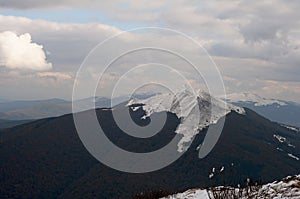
0;107;299;198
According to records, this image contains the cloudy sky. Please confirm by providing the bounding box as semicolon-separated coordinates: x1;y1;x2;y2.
0;0;299;102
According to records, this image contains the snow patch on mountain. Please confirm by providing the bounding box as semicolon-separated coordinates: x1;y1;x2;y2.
288;153;300;161
225;92;287;107
127;90;245;152
273;134;286;143
277;147;284;152
281;124;300;132
288;143;296;148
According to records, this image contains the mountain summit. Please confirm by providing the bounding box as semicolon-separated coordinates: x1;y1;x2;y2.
128;90;244;152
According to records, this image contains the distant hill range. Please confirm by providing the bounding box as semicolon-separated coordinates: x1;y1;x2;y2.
0;93;155;121
224;92;300;127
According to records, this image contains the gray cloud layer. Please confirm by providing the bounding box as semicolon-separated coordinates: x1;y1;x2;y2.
0;0;299;102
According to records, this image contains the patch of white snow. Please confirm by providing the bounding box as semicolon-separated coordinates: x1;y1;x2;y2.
273;134;286;143
288;153;299;161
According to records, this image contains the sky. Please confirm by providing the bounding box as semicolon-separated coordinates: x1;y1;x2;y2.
0;0;299;102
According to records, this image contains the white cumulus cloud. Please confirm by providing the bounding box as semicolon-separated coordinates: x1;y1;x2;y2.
0;31;52;71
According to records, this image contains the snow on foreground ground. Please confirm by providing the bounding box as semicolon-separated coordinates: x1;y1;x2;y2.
161;175;300;199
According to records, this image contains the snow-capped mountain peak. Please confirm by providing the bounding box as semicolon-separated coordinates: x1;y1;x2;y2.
225;92;287;107
127;89;245;152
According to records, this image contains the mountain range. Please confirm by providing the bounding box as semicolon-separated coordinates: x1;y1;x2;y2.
0;94;155;121
1;92;299;130
225;92;300;127
1;90;299;198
